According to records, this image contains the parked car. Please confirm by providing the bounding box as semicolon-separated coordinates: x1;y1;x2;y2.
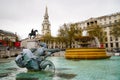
112;48;120;56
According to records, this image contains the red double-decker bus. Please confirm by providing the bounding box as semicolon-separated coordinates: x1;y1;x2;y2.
15;42;21;48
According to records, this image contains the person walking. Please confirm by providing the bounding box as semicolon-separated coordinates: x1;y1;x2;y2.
6;46;10;57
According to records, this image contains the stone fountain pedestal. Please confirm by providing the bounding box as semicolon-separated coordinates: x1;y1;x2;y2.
27;39;38;49
65;48;111;59
65;36;111;60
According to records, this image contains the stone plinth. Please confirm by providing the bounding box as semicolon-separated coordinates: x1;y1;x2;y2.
27;39;38;49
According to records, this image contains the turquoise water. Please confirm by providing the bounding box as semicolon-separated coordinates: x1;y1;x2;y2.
0;56;120;80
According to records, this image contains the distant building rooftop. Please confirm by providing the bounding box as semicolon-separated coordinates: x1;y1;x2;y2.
0;29;16;37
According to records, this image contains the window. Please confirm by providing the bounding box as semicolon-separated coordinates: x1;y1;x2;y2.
115;37;118;41
90;22;94;24
114;20;117;23
105;43;108;48
116;42;119;47
105;37;107;42
95;21;97;24
110;43;113;47
110;37;112;41
87;23;89;26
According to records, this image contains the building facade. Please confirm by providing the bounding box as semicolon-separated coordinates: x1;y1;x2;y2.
0;29;18;47
40;12;120;50
21;7;120;50
64;12;120;50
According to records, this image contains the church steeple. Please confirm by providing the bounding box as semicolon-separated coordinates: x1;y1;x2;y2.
42;6;51;36
44;6;49;19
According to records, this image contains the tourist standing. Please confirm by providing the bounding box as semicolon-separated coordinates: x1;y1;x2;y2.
6;46;10;57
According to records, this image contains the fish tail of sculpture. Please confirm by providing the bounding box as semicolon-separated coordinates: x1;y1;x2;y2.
40;60;55;73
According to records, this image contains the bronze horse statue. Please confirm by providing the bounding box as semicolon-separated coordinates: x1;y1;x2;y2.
29;29;38;39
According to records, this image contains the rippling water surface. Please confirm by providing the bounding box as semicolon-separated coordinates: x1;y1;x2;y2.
0;56;120;80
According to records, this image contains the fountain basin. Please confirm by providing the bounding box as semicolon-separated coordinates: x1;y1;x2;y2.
65;48;111;59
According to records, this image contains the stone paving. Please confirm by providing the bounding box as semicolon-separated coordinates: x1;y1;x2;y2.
0;55;120;80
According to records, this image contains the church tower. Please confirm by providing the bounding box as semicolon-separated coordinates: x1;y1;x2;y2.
42;6;51;36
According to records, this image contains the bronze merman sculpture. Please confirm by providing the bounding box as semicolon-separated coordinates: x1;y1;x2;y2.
15;41;60;72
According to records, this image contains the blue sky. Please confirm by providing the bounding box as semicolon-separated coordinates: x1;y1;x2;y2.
0;0;120;39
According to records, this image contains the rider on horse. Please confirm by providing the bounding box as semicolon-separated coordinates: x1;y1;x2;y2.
29;29;38;39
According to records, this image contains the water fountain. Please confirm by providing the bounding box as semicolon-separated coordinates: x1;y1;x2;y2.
65;30;111;59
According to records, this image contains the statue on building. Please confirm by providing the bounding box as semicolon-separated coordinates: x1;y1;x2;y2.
29;29;38;39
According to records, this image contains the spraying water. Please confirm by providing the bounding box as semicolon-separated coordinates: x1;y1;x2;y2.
94;37;100;48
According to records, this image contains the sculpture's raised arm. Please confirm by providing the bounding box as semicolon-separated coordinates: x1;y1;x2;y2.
38;42;61;53
44;48;61;54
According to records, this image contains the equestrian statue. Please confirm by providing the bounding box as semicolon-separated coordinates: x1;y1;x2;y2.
29;29;38;39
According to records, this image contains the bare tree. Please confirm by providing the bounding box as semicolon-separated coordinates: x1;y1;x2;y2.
110;22;120;38
58;23;82;48
87;24;106;43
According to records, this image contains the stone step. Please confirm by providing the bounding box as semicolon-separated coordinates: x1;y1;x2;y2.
65;48;110;59
65;55;110;59
66;48;106;52
66;52;106;55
